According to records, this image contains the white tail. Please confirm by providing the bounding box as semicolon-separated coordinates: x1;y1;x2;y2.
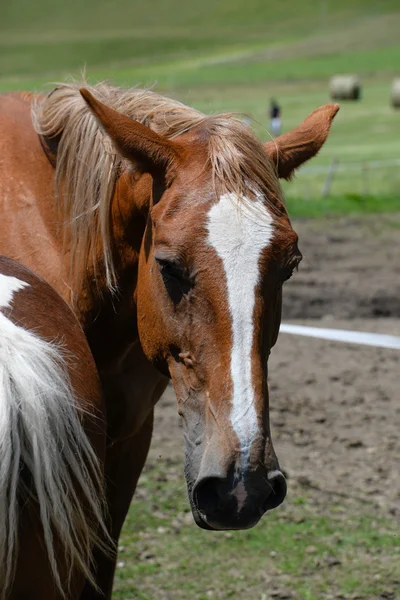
0;311;108;598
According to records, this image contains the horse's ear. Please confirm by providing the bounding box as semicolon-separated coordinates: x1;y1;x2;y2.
80;88;181;176
264;104;339;180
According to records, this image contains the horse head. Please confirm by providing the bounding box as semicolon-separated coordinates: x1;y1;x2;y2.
81;89;338;530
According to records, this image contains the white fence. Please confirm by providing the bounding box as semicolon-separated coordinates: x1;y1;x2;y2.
280;323;400;350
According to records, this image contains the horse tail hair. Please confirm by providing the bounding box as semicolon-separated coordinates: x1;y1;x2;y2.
0;311;109;598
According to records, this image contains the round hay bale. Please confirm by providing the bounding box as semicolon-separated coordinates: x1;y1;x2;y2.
329;75;361;101
391;79;400;109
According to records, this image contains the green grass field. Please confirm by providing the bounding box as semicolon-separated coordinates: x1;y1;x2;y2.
1;2;400;597
1;0;400;79
113;459;399;600
1;1;400;208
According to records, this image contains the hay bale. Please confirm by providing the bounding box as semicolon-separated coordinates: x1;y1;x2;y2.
329;75;361;101
391;79;400;108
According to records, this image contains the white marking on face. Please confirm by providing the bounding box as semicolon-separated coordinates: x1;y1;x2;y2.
0;274;28;309
232;480;247;512
207;192;274;470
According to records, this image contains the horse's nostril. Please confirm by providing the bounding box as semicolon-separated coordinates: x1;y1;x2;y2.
263;470;287;511
193;477;223;515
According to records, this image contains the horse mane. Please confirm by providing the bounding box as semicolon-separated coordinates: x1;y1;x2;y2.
32;80;282;291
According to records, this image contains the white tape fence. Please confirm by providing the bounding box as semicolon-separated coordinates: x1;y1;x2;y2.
280;323;400;350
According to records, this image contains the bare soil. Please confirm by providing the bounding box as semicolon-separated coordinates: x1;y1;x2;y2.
117;215;400;600
149;214;400;514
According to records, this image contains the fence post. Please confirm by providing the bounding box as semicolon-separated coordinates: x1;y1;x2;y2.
321;157;339;198
362;162;369;200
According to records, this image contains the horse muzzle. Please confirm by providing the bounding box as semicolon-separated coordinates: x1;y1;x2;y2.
190;467;287;530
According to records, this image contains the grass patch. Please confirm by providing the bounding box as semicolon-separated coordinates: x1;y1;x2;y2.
1;2;399;213
285;194;400;219
99;44;400;91
113;460;400;599
1;0;399;78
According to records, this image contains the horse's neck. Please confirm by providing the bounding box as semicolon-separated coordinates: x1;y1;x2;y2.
76;171;168;437
76;170;151;372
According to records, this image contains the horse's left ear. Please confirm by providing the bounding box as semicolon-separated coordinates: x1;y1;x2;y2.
264;104;339;180
80;88;181;176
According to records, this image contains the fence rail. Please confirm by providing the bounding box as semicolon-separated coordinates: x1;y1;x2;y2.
284;157;400;199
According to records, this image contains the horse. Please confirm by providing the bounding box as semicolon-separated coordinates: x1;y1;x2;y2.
0;255;107;599
0;82;339;598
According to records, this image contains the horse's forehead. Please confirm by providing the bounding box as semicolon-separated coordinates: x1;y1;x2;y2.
206;192;275;272
154;183;213;238
207;192;274;241
155;189;281;267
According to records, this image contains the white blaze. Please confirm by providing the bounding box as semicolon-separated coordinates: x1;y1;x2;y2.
0;274;28;309
207;193;274;468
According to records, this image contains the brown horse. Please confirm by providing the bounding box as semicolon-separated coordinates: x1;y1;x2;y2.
0;83;338;598
0;255;107;599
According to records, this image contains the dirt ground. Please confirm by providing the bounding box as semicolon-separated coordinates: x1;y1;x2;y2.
149;214;400;514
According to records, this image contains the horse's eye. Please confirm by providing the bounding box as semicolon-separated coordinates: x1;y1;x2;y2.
155;258;191;303
156;258;183;280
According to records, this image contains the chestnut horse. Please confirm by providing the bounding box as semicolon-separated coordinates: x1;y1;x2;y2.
0;83;338;598
0;255;107;599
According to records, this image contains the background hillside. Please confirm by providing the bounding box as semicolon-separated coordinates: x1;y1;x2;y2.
1;0;400;83
1;0;400;206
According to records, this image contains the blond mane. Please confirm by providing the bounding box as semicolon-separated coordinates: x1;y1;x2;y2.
32;80;282;292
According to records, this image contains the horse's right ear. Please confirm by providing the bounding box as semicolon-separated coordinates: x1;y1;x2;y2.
80;88;181;176
264;104;339;180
